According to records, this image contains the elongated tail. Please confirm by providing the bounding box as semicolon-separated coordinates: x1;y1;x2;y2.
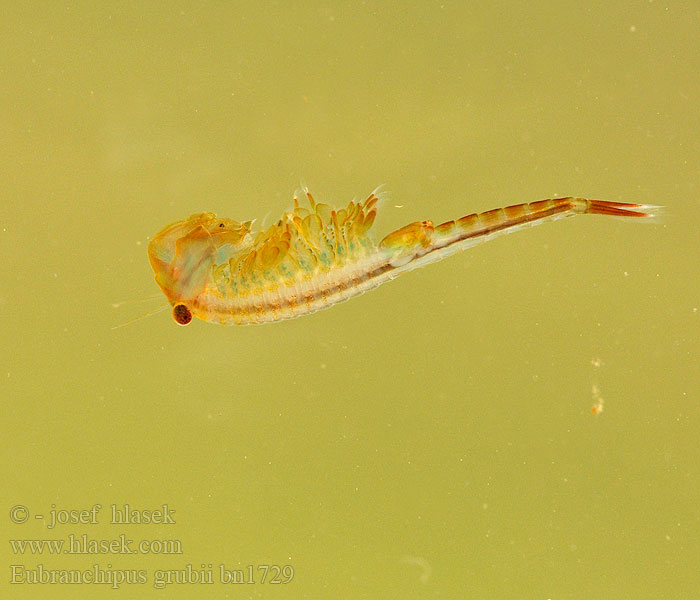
379;197;659;271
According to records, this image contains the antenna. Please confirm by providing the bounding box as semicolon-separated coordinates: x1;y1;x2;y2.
110;303;170;330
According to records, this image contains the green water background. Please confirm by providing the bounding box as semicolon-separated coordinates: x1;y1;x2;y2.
2;2;698;598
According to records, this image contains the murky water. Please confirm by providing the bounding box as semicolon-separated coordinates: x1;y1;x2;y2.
3;3;698;598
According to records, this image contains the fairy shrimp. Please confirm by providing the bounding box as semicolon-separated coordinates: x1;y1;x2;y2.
147;189;658;326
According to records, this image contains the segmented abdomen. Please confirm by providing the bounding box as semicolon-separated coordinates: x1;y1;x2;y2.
193;196;655;325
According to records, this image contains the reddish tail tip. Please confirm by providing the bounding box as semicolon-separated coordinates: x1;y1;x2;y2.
587;200;660;218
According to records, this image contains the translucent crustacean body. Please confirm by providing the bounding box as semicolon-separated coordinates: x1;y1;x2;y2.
147;189;656;326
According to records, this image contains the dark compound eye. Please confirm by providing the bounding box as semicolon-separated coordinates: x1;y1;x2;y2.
218;222;225;227
173;304;193;325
